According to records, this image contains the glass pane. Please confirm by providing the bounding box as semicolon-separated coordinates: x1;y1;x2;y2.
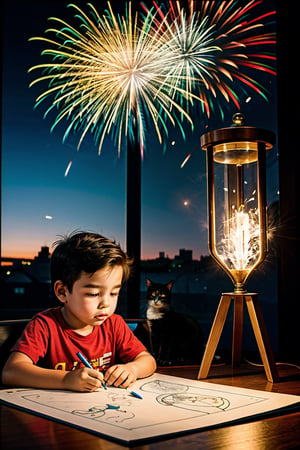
139;0;279;356
1;0;126;318
1;1;279;356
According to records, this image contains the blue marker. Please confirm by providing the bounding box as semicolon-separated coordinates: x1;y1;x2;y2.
76;351;107;390
129;390;143;399
106;404;120;410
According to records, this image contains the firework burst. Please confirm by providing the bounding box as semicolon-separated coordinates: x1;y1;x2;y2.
145;0;276;120
28;1;276;156
28;2;194;157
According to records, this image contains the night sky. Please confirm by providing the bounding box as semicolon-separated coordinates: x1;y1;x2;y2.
1;0;278;260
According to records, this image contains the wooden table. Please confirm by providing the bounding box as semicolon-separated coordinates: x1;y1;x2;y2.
1;363;299;449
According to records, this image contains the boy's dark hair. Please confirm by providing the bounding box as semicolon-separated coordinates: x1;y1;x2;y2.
50;231;133;291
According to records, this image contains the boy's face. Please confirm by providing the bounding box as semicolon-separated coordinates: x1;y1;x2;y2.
56;265;123;332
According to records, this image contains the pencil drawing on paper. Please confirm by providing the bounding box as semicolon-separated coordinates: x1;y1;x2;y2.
0;374;299;444
69;378;231;423
140;379;230;413
72;389;136;423
13;376;265;430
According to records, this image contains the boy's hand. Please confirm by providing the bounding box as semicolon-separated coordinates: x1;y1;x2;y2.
104;364;138;388
104;351;156;388
63;367;105;392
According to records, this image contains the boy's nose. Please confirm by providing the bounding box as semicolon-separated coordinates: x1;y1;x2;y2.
98;295;110;308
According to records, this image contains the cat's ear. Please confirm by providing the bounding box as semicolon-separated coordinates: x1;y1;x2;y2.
146;278;152;287
167;280;174;291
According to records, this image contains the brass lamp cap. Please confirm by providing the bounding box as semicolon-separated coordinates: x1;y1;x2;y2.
232;112;245;126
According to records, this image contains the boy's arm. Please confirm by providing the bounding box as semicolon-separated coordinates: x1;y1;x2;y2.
104;351;157;388
1;351;104;392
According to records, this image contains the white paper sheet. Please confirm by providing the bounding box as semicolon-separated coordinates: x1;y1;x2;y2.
1;373;299;445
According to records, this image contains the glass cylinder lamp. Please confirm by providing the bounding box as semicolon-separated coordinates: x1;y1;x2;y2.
201;113;276;293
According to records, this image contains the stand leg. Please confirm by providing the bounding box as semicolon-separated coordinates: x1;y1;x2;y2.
245;295;280;383
198;292;279;383
232;295;244;367
198;294;232;379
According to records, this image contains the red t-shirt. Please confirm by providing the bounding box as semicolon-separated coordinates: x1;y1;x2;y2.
11;307;146;372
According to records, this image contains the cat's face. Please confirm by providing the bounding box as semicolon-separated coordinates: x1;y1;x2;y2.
146;279;174;311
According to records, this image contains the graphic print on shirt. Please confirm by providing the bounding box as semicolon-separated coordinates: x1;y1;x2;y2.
54;352;113;372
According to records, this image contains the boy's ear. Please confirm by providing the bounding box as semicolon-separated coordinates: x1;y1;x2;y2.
54;280;68;303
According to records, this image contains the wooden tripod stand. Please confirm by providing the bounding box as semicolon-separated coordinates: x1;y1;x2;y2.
198;292;280;383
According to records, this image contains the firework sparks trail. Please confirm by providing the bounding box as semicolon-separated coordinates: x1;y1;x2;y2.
146;0;276;120
180;152;192;168
28;1;276;157
64;160;73;177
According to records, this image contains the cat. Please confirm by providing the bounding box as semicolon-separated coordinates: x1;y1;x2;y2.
134;278;205;366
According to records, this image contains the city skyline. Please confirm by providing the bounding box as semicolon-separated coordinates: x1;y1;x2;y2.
1;242;202;264
1;0;278;261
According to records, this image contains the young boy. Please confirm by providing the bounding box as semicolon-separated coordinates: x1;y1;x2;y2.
1;231;156;392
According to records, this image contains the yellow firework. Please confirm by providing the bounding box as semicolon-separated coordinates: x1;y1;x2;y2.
28;2;195;156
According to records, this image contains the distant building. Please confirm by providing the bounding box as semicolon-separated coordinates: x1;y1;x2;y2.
0;265;50;309
29;246;51;283
0;246;53;318
174;249;193;262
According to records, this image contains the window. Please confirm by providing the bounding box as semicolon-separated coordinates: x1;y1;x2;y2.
1;1;279;354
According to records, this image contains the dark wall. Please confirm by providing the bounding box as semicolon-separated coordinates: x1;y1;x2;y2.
276;2;300;363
